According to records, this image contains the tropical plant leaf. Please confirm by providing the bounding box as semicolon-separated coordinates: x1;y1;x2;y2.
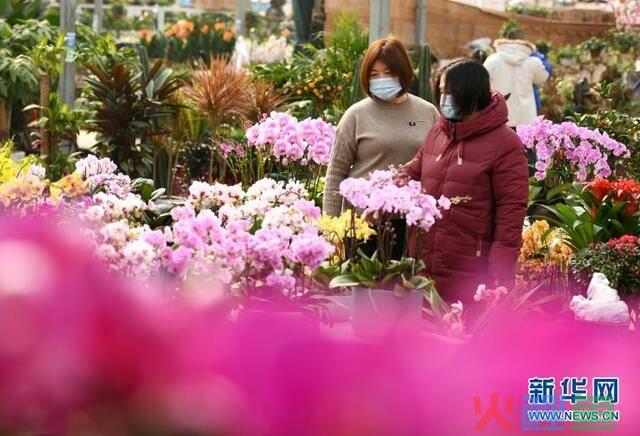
329;274;361;288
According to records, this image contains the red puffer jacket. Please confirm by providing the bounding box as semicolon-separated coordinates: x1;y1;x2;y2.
404;93;528;302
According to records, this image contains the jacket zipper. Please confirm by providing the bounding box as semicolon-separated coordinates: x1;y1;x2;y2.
476;234;483;257
425;122;457;262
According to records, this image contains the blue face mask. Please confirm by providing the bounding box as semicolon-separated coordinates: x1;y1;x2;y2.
369;77;402;101
440;94;461;121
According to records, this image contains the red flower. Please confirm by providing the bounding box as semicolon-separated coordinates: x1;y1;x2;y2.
624;200;638;215
588;178;640;216
607;235;640;255
588;179;611;202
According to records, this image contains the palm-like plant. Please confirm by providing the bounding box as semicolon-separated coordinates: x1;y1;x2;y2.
250;80;289;122
84;48;182;178
85;61;148;176
182;57;254;181
182;57;254;134
137;47;184;136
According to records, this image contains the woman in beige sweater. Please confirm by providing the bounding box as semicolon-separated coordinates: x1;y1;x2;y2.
323;37;439;258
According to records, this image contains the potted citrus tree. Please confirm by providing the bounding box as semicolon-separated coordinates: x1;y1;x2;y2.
325;169;451;335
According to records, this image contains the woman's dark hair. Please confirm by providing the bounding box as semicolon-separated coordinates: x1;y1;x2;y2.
441;59;491;118
506;28;525;40
535;40;551;56
431;68;444;109
469;48;487;64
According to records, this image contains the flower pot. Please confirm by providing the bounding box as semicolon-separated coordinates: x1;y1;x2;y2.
559;57;577;67
351;287;424;337
323;295;352;323
238;307;320;331
590;49;602;60
574;319;631;343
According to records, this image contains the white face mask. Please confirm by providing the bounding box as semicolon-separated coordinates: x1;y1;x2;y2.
369;77;403;101
440;94;461;121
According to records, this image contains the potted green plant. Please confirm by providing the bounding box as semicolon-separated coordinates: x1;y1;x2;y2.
334;248;434;336
24;92;79;160
314;210;376;322
0;20;43;140
572;235;640;299
83;47;183;179
571;105;640;179
557;46;579;66
542;181;640;253
581;37;608;60
323;169;451;335
609;30;640;54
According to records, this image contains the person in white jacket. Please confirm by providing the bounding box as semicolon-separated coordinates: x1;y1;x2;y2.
483;32;549;127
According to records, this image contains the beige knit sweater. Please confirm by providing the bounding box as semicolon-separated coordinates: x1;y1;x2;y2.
323;94;439;217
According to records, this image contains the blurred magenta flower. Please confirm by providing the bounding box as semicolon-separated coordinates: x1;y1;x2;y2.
1;215;640;435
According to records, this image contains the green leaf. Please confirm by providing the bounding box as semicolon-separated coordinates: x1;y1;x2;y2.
608;219;624;236
546;182;573;201
23;103;41;111
329;274;361;288
149;188;165;202
514;283;544;310
529;184;543;202
409;275;431;290
352;269;376;288
380;273;398;284
556;203;580;222
423;285;449;318
400;274;419;289
339;261;351;274
145;79;155;98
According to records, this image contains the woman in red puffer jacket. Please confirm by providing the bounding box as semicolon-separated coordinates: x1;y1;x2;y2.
400;59;529;303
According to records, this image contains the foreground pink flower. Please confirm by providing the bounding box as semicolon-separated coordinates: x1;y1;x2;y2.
2;216;640;434
474;284;509;305
442;300;466;337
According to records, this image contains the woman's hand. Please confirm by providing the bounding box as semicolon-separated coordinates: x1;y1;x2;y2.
394;172;411;187
362;210;379;226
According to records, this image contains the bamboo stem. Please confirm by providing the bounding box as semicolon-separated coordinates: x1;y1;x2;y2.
39;74;51;160
0;99;10;142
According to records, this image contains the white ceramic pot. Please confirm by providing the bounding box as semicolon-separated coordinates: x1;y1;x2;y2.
323;295;353;323
559;57;577;67
351;287;424;337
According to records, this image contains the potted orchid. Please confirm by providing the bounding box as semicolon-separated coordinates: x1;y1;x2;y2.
325;169;451;334
244;112;336;204
517;117;630;217
313;210;376;321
